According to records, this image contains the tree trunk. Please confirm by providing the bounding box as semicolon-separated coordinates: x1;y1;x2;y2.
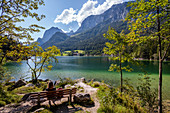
157;0;162;112
158;58;162;113
120;53;123;93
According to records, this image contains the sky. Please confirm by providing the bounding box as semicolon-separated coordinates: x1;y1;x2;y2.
19;0;130;41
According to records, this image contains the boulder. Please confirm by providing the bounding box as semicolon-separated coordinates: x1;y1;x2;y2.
80;77;86;82
74;93;94;106
14;79;27;88
75;77;86;83
25;83;34;87
44;79;49;82
64;84;71;89
33;108;44;113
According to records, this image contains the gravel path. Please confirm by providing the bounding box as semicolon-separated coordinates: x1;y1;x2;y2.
75;82;100;113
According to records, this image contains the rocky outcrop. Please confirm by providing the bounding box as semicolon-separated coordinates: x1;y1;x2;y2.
14;79;27;88
74;93;94;106
37;27;63;45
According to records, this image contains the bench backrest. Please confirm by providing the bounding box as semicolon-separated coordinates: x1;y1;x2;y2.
30;88;77;100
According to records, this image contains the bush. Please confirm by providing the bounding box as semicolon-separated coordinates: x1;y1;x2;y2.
92;81;100;88
56;77;75;88
0;101;6;107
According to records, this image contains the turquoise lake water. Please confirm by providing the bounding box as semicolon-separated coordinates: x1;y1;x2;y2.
4;56;170;99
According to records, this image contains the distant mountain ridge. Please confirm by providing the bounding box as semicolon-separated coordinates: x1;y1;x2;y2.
75;2;130;34
37;27;63;45
39;2;130;51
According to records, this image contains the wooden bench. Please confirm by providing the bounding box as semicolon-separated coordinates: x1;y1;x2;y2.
29;88;77;105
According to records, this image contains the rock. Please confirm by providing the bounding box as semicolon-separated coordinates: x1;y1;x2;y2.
44;79;49;82
65;84;71;89
71;85;76;88
75;77;86;83
74;93;94;106
14;79;27;88
74;93;91;103
33;108;44;113
25;83;34;87
80;77;86;82
38;79;43;82
79;89;84;92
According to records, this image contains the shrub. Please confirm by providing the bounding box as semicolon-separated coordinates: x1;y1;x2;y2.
92;81;100;88
56;77;75;88
0;101;6;107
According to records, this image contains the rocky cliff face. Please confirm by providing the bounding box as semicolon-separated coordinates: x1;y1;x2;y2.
42;27;63;42
37;27;63;45
75;2;129;34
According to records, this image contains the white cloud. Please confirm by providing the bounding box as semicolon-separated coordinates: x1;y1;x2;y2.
77;0;98;26
54;0;125;26
54;8;77;24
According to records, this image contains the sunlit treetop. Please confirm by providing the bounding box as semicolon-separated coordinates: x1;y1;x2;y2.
0;0;45;41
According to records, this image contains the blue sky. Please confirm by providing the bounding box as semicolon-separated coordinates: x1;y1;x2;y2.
20;0;130;41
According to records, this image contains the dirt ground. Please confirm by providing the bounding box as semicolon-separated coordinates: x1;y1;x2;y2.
0;82;100;113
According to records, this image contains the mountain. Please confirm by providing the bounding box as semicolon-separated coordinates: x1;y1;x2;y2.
66;30;74;36
75;2;130;34
42;32;69;49
42;2;130;51
37;27;63;45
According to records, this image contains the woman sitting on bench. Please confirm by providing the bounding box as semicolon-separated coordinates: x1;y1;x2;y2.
46;81;56;105
46;81;56;91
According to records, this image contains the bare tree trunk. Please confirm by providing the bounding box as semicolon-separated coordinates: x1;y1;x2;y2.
120;52;123;93
157;0;162;112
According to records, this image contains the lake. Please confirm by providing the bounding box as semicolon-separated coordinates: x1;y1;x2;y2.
4;56;170;99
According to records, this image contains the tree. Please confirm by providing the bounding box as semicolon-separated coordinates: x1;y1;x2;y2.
0;0;45;64
103;27;133;93
125;0;170;112
26;42;60;84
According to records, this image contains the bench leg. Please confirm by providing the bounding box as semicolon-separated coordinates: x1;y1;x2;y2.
69;89;72;103
38;93;40;106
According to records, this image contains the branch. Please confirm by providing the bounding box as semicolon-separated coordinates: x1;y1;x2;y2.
162;43;170;61
26;59;34;72
37;56;48;78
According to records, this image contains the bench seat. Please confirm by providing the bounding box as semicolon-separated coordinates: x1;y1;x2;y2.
29;88;77;105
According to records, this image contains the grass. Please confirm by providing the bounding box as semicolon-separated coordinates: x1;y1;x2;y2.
11;82;47;94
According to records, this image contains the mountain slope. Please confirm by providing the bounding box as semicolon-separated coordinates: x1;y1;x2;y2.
41;2;130;51
42;32;69;49
37;27;63;45
75;2;130;34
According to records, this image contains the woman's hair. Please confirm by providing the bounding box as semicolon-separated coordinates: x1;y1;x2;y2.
47;81;54;89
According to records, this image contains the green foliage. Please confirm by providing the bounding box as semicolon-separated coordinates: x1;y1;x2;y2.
137;75;158;112
103;27;135;93
87;80;100;88
97;76;158;113
0;101;6;107
125;0;170;59
12;85;42;94
103;27;134;72
56;77;75;88
26;42;60;84
0;0;45;65
0;0;45;40
126;0;169;112
97;85;143;113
